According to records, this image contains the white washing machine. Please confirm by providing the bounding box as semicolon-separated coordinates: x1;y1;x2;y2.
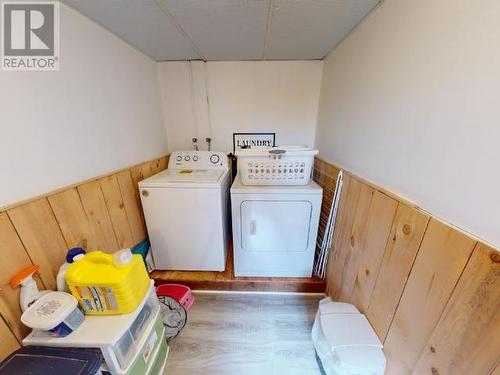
139;151;230;271
231;175;322;277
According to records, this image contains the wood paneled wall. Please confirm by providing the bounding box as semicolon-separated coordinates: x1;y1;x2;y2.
313;157;500;375
0;155;168;361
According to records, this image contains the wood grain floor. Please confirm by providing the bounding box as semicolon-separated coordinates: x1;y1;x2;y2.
164;292;323;375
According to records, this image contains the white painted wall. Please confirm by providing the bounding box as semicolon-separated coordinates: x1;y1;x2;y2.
315;0;500;247
0;4;167;207
158;60;323;153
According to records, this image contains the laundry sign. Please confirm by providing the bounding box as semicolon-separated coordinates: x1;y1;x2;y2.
233;132;275;153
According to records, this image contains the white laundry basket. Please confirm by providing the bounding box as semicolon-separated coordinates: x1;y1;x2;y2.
236;145;318;185
311;297;386;375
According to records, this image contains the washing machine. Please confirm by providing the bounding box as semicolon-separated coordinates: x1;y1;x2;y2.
231;175;322;277
139;151;230;271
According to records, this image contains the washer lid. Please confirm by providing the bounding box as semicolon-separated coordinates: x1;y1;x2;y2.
139;169;225;188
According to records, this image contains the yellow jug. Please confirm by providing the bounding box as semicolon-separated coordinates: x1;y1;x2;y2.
65;249;150;315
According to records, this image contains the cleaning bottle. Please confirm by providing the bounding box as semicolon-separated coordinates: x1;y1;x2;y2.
56;247;87;292
10;266;50;312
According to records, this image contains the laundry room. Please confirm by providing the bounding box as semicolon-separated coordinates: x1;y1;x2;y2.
0;0;499;374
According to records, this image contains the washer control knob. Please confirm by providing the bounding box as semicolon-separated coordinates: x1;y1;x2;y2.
176;155;182;161
210;154;220;164
193;155;199;161
184;155;191;161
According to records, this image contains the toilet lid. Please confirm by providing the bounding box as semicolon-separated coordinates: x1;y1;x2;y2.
335;346;386;372
320;313;382;348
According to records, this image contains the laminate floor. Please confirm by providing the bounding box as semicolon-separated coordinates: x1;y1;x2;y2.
164;292;323;375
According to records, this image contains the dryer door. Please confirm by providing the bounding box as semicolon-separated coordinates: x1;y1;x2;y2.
240;200;312;252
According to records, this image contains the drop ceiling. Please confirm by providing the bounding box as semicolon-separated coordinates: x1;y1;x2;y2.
63;0;379;61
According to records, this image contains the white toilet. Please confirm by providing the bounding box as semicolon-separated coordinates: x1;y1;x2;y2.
311;297;386;375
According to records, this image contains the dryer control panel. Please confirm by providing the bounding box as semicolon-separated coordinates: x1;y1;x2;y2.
169;151;228;170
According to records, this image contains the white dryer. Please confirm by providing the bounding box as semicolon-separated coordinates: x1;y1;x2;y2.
231;175;322;277
139;151;230;271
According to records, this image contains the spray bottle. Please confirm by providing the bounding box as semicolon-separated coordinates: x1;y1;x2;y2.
10;266;50;312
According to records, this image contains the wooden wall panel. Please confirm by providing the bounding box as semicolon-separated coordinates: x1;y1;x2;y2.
116;170;147;244
77;181;120;252
99;175;134;249
130;159;160;216
0;318;20;360
130;158;164;188
350;191;398;311
0;213;40;341
336;178;376;301
8;199;68;290
318;163;398;311
384;219;476;375
317;157;499;375
48;188;92;250
412;243;500;375
323;163;340;180
129;156;170;237
129;164;146;190
158;156;168;171
328;177;373;299
142;157;161;177
366;203;430;340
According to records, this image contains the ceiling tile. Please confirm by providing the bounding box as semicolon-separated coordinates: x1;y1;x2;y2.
64;0;199;60
159;0;270;60
266;0;379;59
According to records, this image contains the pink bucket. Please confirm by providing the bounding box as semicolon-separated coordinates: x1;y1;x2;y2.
156;283;195;311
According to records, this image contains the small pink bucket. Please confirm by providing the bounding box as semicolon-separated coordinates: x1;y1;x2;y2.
156;283;195;311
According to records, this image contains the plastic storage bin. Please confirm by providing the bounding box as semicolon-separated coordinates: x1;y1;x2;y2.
0;346;102;375
312;297;386;375
21;291;84;337
112;291;161;370
65;250;150;315
23;282;168;375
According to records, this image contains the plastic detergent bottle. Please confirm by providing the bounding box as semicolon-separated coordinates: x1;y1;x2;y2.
56;247;86;292
64;249;150;315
